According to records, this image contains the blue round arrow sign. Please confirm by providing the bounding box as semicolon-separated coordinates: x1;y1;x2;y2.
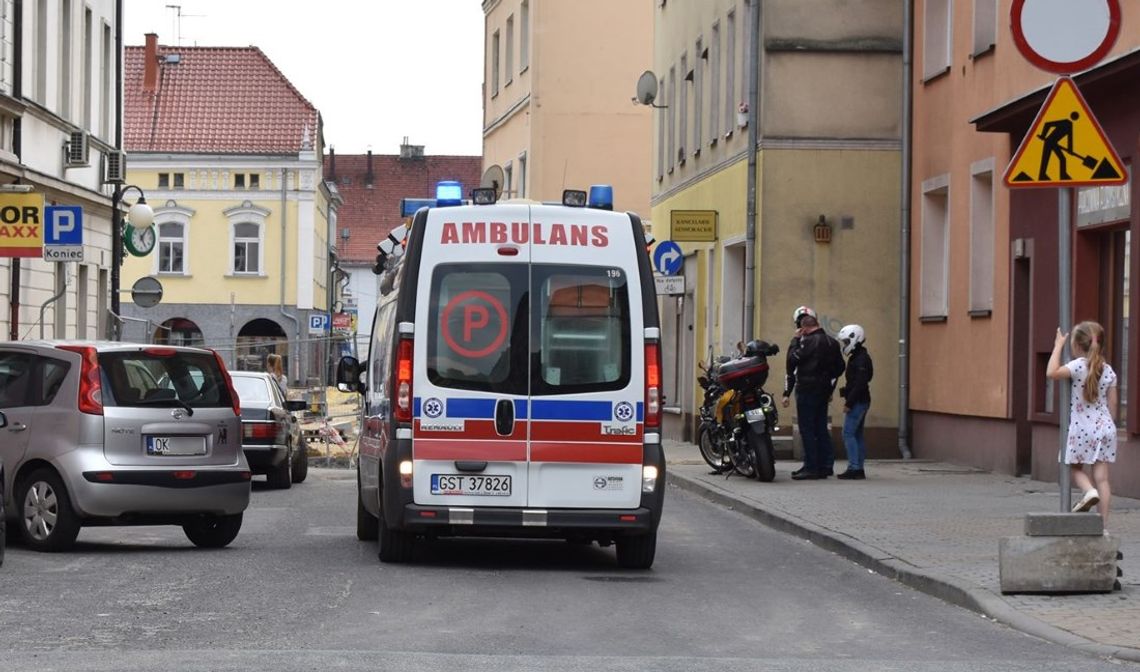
653;241;684;275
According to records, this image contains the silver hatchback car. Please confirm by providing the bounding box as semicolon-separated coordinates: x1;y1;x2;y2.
0;341;250;552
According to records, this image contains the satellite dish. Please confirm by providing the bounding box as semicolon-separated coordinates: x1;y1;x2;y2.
481;165;505;200
636;70;659;106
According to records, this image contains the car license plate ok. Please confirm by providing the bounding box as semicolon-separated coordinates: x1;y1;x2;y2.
146;436;207;456
431;474;511;496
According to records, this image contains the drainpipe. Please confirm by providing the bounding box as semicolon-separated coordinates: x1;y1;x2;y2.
279;168;299;384
743;0;761;342
897;0;914;459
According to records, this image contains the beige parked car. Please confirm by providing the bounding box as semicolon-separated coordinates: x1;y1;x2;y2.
0;341;250;552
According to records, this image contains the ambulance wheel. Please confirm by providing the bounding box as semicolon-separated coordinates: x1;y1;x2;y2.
377;488;414;563
615;530;657;569
356;480;378;542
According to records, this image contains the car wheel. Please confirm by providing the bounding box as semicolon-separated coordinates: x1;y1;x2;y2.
615;530;657;569
267;448;292;490
18;468;81;552
183;513;243;548
290;442;309;484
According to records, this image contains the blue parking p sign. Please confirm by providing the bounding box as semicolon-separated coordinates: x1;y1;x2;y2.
308;313;330;335
42;206;84;262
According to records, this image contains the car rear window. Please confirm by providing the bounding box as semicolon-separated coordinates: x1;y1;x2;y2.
99;351;234;409
425;263;630;396
231;376;271;404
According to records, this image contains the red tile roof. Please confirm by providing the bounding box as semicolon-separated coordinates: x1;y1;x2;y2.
124;43;320;153
327;153;483;263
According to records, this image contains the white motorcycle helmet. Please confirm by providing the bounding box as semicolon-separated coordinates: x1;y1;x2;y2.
837;324;866;356
792;305;817;327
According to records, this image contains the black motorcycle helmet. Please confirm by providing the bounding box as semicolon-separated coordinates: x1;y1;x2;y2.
744;340;779;358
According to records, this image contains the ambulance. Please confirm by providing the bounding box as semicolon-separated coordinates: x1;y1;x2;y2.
336;183;665;568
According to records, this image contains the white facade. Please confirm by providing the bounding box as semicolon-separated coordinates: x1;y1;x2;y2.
0;0;121;341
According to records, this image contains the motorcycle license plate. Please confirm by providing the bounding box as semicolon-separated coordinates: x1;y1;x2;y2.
744;408;766;423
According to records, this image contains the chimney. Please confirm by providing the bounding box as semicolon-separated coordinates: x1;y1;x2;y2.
365;150;374;187
328;147;336;181
399;135;424;160
143;33;159;92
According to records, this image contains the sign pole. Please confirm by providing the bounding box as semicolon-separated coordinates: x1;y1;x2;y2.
1058;187;1072;512
8;258;19;340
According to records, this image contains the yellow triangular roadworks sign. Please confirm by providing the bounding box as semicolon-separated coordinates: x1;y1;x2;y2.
1003;77;1126;188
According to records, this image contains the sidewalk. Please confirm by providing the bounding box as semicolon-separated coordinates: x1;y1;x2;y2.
663;439;1140;663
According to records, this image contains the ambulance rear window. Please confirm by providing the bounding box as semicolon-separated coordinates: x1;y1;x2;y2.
533;267;630;395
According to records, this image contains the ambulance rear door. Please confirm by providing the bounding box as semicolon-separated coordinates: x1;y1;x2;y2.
526;205;645;510
411;204;532;508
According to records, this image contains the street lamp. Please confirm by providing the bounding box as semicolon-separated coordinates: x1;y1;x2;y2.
109;184;154;340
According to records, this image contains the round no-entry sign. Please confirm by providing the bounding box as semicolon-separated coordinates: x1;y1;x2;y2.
1011;0;1121;74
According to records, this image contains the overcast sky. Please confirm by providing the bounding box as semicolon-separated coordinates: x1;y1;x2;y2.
123;0;486;157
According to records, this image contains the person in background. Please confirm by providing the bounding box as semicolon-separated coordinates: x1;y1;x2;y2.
1046;321;1117;530
783;306;845;480
837;324;873;480
266;353;287;393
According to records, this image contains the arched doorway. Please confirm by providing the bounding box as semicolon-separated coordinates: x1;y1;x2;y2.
154;317;204;347
236;318;287;373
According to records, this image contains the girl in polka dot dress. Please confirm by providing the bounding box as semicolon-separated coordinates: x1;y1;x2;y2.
1046;321;1117;527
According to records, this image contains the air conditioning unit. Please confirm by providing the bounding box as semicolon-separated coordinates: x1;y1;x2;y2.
103;150;126;184
65;130;90;167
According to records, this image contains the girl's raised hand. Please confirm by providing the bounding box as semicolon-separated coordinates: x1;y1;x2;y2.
1054;328;1069;349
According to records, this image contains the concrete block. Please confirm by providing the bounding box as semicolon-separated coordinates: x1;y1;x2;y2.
1024;512;1103;537
1000;535;1120;594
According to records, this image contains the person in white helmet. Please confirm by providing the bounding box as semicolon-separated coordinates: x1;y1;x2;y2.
837;324;873;480
783;306;845;480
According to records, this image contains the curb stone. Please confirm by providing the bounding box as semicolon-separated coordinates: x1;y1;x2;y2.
666;471;1140;664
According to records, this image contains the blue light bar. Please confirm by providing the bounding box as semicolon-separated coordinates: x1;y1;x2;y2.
435;181;464;207
588;184;614;210
400;198;436;218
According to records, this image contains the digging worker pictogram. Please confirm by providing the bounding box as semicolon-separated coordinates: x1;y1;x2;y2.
1037;111;1080;181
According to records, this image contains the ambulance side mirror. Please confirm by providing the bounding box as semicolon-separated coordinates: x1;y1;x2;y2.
337;356;364;394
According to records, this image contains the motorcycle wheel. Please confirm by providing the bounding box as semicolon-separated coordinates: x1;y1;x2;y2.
730;436;758;479
747;430;776;482
698;424;729;472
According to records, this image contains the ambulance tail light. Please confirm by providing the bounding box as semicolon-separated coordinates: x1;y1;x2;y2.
58;345;103;415
394;338;414;423
644;342;662;429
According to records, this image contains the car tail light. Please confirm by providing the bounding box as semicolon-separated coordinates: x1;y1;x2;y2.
211;350;242;417
394;338;413;423
645;342;661;428
58;345;102;415
243;421;280;440
144;347;176;357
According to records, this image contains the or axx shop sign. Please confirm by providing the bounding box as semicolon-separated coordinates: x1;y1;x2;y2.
0;193;45;258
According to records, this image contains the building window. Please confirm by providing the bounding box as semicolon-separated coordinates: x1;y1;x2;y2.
235;173;246;189
158;173;169;188
505;162;513;198
250;173;260;189
725;8;736;137
924;0;952;80
491;30;500;97
35;0;46;103
693;37;703;155
657;76;666;179
517;152;527;198
173;173;185;189
520;0;530;72
505;15;514;86
82;8;92;128
232;222;261;275
920;175;951;319
710;21;720;146
969;160;995;314
102;22;111;139
972;0;997;57
60;0;72;119
668;66;676;172
679;52;688;161
158;222;186;274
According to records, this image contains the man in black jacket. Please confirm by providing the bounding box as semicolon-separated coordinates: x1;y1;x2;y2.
837;324;873;480
782;306;845;480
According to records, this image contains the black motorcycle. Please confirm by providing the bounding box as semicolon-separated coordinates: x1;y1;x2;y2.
714;340;780;482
